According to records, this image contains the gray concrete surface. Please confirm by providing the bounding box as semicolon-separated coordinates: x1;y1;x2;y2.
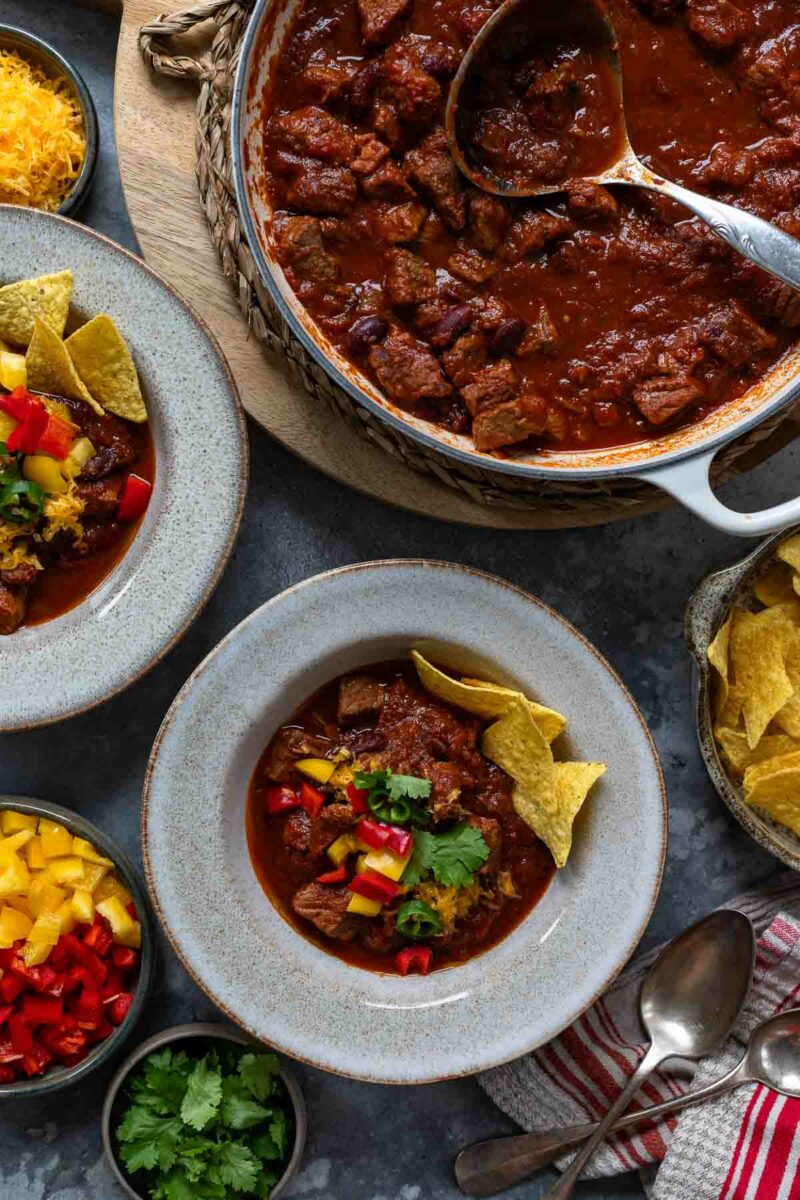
0;1;794;1196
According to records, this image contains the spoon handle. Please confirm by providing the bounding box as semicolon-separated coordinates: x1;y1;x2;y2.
455;1057;749;1196
647;176;800;292
541;1043;664;1200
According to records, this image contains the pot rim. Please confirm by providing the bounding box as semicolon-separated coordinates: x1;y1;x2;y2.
231;0;800;484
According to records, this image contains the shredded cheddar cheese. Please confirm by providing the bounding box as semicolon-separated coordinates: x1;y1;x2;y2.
0;50;86;212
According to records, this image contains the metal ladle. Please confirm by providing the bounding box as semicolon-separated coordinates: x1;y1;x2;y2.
457;1006;800;1196
445;0;800;291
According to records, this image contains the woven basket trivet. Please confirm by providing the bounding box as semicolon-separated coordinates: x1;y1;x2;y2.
138;0;799;516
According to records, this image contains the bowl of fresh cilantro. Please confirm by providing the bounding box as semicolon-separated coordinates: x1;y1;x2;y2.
101;1022;306;1200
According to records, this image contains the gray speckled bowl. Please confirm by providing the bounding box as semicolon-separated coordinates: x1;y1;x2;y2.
685;527;800;871
143;560;667;1084
0;206;247;730
0;796;156;1099
101;1023;306;1200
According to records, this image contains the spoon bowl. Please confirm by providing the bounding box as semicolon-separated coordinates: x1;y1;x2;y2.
748;1010;800;1095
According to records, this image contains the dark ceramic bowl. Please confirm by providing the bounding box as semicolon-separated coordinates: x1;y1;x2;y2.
0;24;98;216
102;1023;307;1200
0;796;156;1098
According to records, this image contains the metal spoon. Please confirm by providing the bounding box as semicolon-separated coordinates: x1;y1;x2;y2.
457;1006;800;1196
445;0;800;291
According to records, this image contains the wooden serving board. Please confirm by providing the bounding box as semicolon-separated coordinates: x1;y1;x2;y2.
107;0;799;528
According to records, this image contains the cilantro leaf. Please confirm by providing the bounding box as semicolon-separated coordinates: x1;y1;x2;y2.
429;821;489;887
387;773;432;801
133;1049;194;1115
355;769;431;825
180;1059;223;1131
238;1052;280;1102
401;829;436;886
222;1092;272;1131
269;1109;289;1158
117;1109;182;1174
215;1142;261;1193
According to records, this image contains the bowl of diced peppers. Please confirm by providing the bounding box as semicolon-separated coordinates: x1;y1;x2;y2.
0;796;155;1095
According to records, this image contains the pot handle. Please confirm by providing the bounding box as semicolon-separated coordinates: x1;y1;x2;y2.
639;449;800;537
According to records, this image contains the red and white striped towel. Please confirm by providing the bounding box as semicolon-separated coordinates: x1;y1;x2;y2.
479;874;800;1198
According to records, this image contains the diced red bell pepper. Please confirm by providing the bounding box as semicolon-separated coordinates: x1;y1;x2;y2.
82;919;113;957
64;964;95;995
0;946;18;969
0;1038;22;1064
73;989;104;1032
0;1064;14;1083
127;903;139;922
38;968;65;998
62;935;107;984
0;387;33;420
6;398;48;454
0;975;24;1005
354;819;391;850
265;786;300;815
8;1013;34;1055
0;1005;13;1029
48;941;69;970
395;945;433;976
109;993;133;1026
86;1018;114;1045
37;412;76;460
385;826;413;857
300;781;326;820
117;473;152;522
346;782;370;814
21;995;63;1026
20;1042;52;1078
349;869;402;904
39;1024;88;1061
315;864;348;885
111;946;139;972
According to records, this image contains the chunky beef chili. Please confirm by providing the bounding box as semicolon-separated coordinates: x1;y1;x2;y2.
262;0;800;453
247;662;555;974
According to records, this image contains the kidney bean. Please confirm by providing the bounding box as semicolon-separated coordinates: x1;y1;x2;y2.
348;315;389;355
489;317;527;356
429;304;474;348
347;60;380;114
348;730;386;754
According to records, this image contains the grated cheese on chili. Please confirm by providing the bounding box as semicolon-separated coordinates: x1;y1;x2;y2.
0;50;86;212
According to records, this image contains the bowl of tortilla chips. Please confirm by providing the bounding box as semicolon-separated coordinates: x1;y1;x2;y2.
143;560;666;1083
687;529;800;870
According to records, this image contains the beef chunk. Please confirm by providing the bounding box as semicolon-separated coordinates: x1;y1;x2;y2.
467;192;510;253
472;391;548;450
338;674;385;723
384;248;437;305
298;61;358;105
292;882;361;941
309;804;357;855
517;305;559;355
381;42;441;124
686;0;751;50
370;100;405;150
0;582;24;635
0;563;37;586
275;216;339;286
465;815;502;873
362;160;416;200
374;201;428;244
429;762;464;821
699;301;776;366
283;810;313;854
566;180;619;220
697;142;754;188
79;444;134;481
54;519;124;563
765;282;800;328
350;133;390;176
266;727;332;783
442;331;488;387
633;375;707;425
633;0;683;18
746;36;795;95
448;246;499;284
460;359;518;415
58;397;137;480
271;107;355;163
74;476;123;519
500;210;573;262
361;908;401;954
358;0;412;45
368;329;452;404
287;161;357;215
404;129;466;231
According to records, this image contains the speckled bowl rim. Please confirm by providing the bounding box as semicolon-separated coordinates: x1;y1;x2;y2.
101;1023;306;1200
0;25;99;217
686;527;800;871
0;206;248;731
142;559;667;1084
0;795;156;1099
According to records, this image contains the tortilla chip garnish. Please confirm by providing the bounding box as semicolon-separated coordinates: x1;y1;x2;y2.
777;535;800;574
707;612;732;715
715;727;800;778
26;318;103;415
0;270;72;346
754;563;797;608
743;752;800;835
730;609;794;749
65;314;147;423
460;677;566;743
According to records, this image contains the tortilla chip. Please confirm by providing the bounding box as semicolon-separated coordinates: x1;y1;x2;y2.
730;609;795;749
25;319;103;415
717;683;744;731
707;612;733;715
482;693;555;797
754;563;797;608
461;677;566;743
777;535;800;574
743;757;800;835
0;270;72;347
715;727;800;777
65;315;147;423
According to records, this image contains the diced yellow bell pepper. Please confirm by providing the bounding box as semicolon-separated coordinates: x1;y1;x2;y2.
0;904;32;941
0;811;37;835
0;830;34;858
47;857;84;885
27;911;61;945
27;879;65;917
55;899;76;935
327;833;361;867
38;819;73;858
346;893;382;916
0;857;29;897
61;436;95;481
360;847;410;882
23;836;47;870
23;455;67;495
94;874;132;906
0;350;26;391
70;889;94;925
296;757;337;785
356;852;368;874
0;411;15;443
71;837;113;866
96;896;140;947
22;940;51;966
4;894;33;919
80;862;110;894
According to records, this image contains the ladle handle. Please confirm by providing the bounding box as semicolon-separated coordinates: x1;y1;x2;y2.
455;1058;749;1196
648;177;800;292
